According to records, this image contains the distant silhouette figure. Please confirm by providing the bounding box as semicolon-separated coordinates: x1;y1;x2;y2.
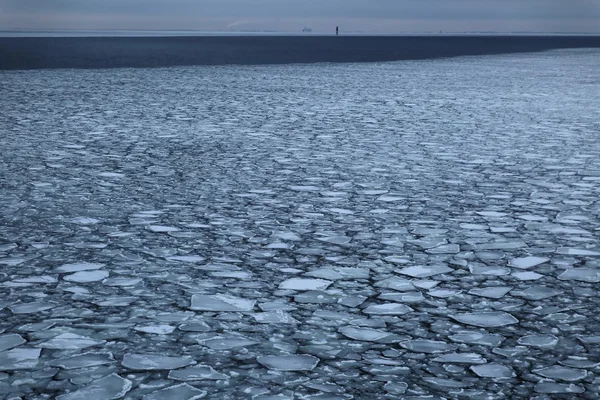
336;26;339;36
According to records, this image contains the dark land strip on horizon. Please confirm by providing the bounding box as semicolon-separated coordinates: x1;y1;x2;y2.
1;35;600;70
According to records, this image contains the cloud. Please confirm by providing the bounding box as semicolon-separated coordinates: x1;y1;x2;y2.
226;20;250;28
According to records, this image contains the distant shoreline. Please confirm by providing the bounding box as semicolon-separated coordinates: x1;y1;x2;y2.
2;35;600;70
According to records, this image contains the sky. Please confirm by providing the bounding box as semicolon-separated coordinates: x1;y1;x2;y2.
1;0;599;33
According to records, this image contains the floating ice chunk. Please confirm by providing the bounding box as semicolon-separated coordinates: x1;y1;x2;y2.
468;286;512;299
0;243;18;252
0;257;28;266
135;325;175;334
278;278;332;291
257;355;319;371
56;373;132;400
0;334;26;352
460;224;488;230
384;382;408;394
98;172;125;178
16;321;56;332
422;377;471;388
102;277;142;287
146;225;180;233
397;265;453;278
13;275;57;284
316;236;352;246
534;366;588;382
9;302;55;314
190;294;256;312
93;296;138;307
143;383;207;400
432;353;487;364
557;248;600;256
294;291;338;304
0;348;41;371
339;327;391;342
470;364;514;378
253;311;298;324
469;265;510;276
272;232;301;241
201;337;259;350
477;211;508;218
55;262;105;273
210;271;252;279
168;365;228;381
449;333;504;347
363;303;413;315
375;276;415;292
400;340;456;354
480;241;528;250
426;244;460;254
39;333;105;350
512;286;562;300
167;255;205;263
450;312;518;328
534;382;585;394
408;238;448;250
51;352;115;369
70;217;101;225
379;291;425;304
377;195;404;202
428;289;461;298
384;256;409;264
122;354;194;370
289;185;321;191
512;271;544;281
305;267;370;280
517;335;558;348
558;268;600;283
509;257;550;269
64;270;109;283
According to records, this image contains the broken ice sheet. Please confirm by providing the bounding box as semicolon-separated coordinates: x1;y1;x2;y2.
397;265;454;278
200;337;259;350
64;270;109;283
51;352;116;369
362;303;413;315
143;383;207;400
253;311;298;324
400;340;457;354
450;312;518;328
39;333;106;350
168;365;228;381
278;278;332;290
257;355;320;371
558;268;600;283
134;325;176;334
470;364;514;378
0;348;41;371
122;354;194;370
56;373;132;400
433;353;487;364
509;256;550;269
468;286;513;299
189;294;256;312
339;326;392;342
55;263;105;273
0;334;26;352
9;302;55;314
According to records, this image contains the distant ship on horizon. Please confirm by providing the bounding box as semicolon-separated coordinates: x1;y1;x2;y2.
302;27;312;33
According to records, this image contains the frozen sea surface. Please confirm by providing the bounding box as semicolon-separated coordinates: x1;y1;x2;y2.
1;49;600;399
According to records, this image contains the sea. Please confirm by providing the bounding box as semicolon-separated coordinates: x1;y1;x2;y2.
0;47;599;399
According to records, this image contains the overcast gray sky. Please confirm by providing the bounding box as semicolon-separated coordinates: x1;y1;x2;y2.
1;0;599;33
